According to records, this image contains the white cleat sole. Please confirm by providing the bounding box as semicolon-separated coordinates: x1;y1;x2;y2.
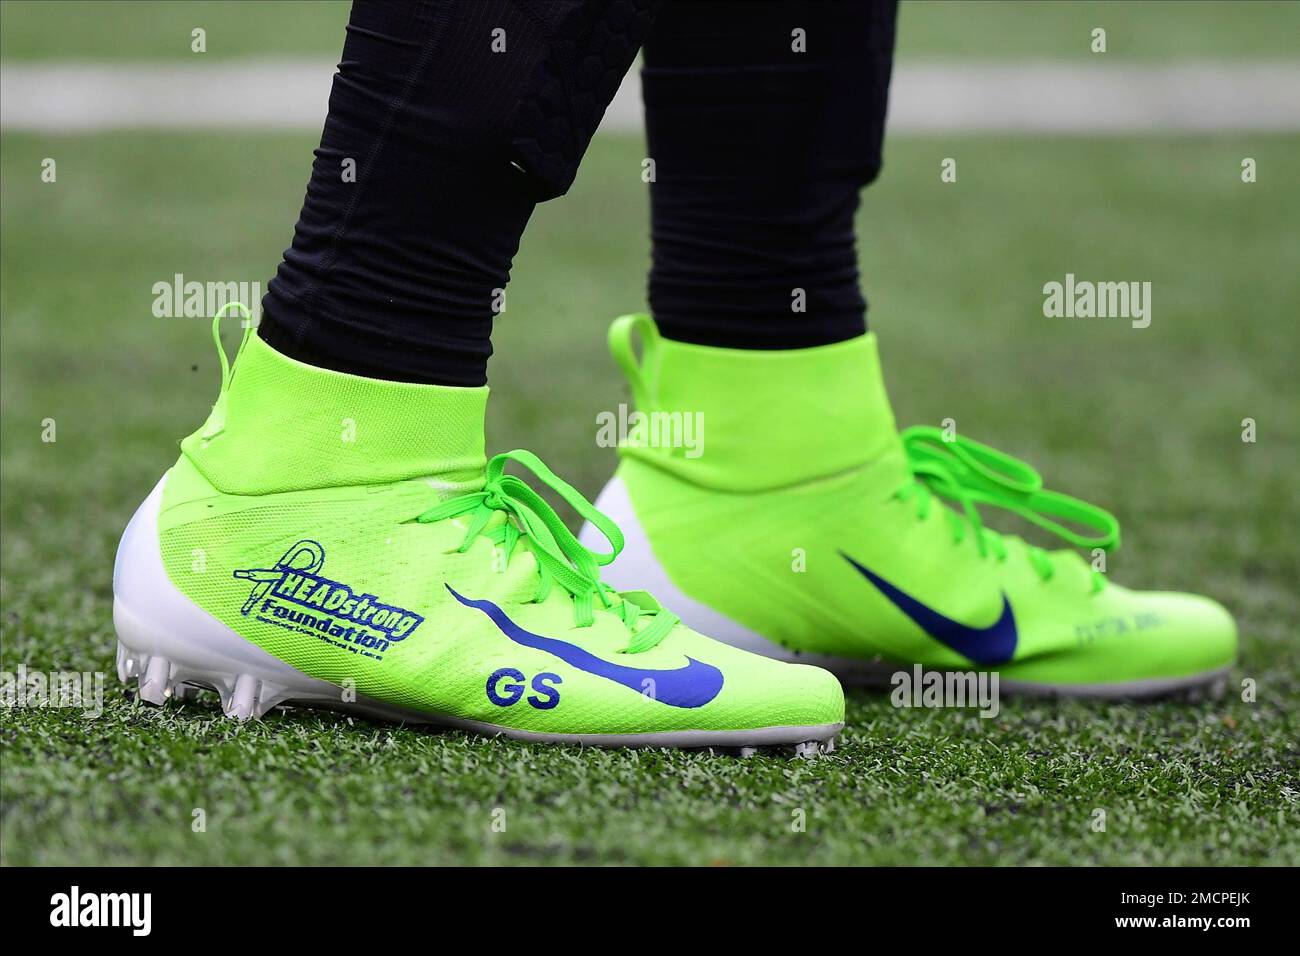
115;624;842;752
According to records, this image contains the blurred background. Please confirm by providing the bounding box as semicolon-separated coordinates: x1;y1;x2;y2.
1;1;1297;865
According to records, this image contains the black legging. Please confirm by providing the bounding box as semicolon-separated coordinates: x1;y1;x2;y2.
259;0;898;386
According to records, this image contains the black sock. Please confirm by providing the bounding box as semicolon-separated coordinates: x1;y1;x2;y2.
259;0;656;387
643;0;898;350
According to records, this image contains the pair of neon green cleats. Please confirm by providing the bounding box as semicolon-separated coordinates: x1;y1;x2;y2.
113;307;1236;752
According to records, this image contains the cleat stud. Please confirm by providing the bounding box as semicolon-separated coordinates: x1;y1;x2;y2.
793;740;825;758
137;655;172;706
224;673;262;720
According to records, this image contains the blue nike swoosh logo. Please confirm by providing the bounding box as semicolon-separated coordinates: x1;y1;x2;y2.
446;585;724;708
841;553;1018;666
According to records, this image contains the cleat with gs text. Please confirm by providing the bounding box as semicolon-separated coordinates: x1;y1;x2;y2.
112;307;844;749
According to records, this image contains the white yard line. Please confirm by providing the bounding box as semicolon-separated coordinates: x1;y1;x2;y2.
888;61;1300;132
3;58;1299;133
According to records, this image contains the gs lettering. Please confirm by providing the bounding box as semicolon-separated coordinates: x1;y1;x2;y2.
486;668;562;709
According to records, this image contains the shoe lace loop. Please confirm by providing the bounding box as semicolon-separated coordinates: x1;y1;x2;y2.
896;426;1120;592
417;449;677;653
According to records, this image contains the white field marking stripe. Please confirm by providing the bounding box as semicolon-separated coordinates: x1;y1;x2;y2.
3;58;1300;133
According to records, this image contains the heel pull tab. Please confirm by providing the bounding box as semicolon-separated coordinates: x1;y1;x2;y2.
198;302;255;443
608;313;658;412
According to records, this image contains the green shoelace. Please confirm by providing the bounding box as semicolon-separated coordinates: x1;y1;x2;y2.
417;449;678;653
895;426;1121;592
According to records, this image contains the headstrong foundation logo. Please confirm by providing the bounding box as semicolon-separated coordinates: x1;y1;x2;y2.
233;539;423;660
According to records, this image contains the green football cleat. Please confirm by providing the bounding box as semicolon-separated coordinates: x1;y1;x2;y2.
582;314;1237;699
112;308;843;750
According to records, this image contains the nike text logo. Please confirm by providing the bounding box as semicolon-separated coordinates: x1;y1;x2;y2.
446;585;724;708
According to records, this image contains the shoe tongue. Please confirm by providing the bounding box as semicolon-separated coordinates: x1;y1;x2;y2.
615;320;904;491
183;334;488;495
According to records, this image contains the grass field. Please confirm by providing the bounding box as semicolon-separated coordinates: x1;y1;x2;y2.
3;0;1299;867
2;127;1297;865
5;0;1300;61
